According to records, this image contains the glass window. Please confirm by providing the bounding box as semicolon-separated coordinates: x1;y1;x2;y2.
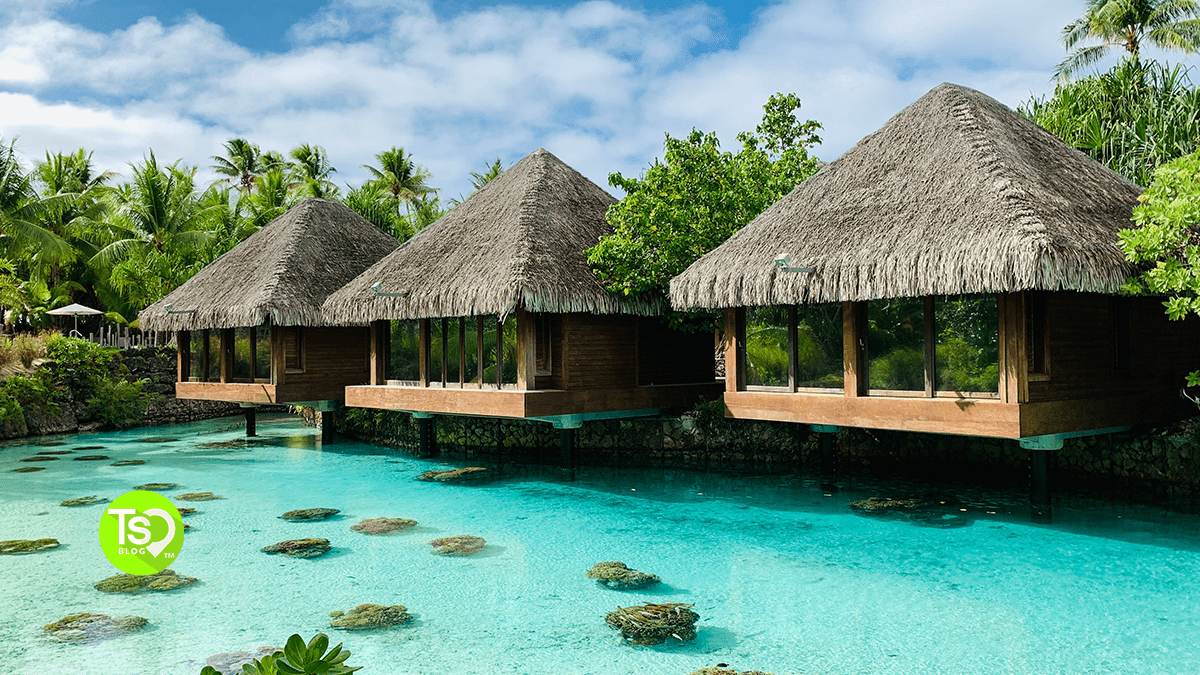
464;317;481;384
501;315;517;385
388;320;420;382
206;330;221;381
188;331;203;380
233;327;253;381
867;298;925;391
254;325;270;381
935;295;999;393
745;306;789;387
796;303;843;388
283;327;303;372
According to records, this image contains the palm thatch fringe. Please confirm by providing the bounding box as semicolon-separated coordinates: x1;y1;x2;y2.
669;83;1141;310
322;148;659;323
139;198;400;331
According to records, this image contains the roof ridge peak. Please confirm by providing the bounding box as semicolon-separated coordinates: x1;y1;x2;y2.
947;87;1050;246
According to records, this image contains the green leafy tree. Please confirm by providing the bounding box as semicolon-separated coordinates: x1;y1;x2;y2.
289;143;339;199
1056;0;1200;81
212;138;284;192
362;147;436;229
198;633;360;675
1023;59;1200;187
1118;149;1200;383
586;92;822;299
450;157;506;206
343;182;408;240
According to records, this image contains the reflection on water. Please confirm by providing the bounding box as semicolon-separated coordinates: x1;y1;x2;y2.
1;414;1199;675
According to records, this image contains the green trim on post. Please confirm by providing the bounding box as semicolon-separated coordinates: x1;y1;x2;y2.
1018;426;1131;451
529;409;663;430
811;424;842;434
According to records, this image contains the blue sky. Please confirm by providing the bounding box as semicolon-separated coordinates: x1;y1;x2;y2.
2;0;1198;200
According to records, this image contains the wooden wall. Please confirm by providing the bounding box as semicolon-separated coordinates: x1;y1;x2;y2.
1026;291;1200;404
637;317;717;386
561;313;638;389
283;326;371;391
533;314;565;390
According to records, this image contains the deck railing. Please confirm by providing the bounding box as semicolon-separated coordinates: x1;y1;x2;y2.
82;326;175;350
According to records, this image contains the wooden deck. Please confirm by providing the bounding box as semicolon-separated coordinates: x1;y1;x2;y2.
175;381;351;405
344;382;722;419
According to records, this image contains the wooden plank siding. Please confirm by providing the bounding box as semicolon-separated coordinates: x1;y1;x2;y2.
562;314;638;389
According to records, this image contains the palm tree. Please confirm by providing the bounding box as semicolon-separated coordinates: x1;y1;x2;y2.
362;147;435;224
289;144;339;199
211;138;283;192
1056;0;1200;81
343;182;408;240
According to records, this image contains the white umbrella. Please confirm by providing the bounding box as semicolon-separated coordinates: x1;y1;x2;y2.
46;303;104;337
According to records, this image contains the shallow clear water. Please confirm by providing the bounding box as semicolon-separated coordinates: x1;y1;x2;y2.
2;414;1199;675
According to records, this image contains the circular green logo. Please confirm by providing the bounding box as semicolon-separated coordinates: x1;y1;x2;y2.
99;490;184;574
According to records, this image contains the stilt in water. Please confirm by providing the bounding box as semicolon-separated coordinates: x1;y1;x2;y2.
416;415;436;458
559;427;576;481
1020;435;1063;524
811;425;841;492
244;406;257;437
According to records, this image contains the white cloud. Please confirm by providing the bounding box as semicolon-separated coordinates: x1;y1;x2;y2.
1;0;1197;200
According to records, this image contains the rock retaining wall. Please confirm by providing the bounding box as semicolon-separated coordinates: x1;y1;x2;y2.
328;402;1200;497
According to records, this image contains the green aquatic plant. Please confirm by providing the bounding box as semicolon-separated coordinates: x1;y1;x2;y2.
429;535;485;556
200;633;361;675
94;569;197;593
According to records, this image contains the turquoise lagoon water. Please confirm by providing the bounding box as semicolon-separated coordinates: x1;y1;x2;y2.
2;414;1199;675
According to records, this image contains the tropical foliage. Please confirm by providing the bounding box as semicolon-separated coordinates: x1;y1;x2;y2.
1055;0;1200;81
1023;59;1200;187
586;93;822;300
1119;149;1200;383
0;136;444;331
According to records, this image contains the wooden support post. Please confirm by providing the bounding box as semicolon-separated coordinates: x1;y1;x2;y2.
843;301;867;397
999;293;1028;404
559;427;576;481
418;318;431;387
440;317;448;387
220;328;234;383
418;417;437;457
477;316;485;388
1029;449;1052;522
321;415;336;445
924;296;936;397
495;317;504;389
820;432;834;475
787;305;798;392
370;320;387;385
200;329;210;382
516;308;537;390
177;330;190;382
723;308;743;393
245;406;257;437
270;325;286;386
458;319;466;387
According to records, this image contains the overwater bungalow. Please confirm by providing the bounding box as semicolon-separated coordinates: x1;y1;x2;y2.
139;198;400;436
322;149;720;457
669;83;1200;464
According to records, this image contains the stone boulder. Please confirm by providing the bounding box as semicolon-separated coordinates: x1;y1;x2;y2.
329;603;412;630
135;483;177;491
279;508;340;522
351;518;417;535
416;467;490;483
44;613;148;643
586;561;661;590
204;647;279;675
11;467;44;473
177;492;223;501
261;538;331;558
111;460;146;466
95;569;198;593
0;538;59;554
604;602;698;645
61;496;106;507
429;535;486;556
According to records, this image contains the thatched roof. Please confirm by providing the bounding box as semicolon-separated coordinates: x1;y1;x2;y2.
669;83;1143;310
139;198;400;331
323;148;653;323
